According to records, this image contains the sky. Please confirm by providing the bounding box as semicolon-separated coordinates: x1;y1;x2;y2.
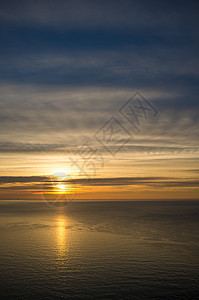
0;0;199;201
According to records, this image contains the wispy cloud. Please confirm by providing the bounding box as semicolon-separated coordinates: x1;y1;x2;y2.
67;177;199;189
0;176;50;183
0;0;198;200
1;175;199;188
1;0;198;31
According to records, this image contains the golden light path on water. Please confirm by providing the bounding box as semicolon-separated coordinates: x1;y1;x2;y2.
56;215;68;258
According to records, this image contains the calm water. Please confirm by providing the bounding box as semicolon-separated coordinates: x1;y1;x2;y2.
0;200;199;299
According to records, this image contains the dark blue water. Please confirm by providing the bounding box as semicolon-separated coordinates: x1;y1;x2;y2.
0;200;199;299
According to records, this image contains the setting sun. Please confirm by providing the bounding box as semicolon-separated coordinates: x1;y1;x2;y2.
56;183;69;193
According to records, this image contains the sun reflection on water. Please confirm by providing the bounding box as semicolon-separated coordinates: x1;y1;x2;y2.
56;215;67;258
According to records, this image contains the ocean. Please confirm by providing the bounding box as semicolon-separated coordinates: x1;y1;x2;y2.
0;200;198;299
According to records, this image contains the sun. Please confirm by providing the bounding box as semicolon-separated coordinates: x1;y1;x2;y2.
56;183;68;193
49;170;77;196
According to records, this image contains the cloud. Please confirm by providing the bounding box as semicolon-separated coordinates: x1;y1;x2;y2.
68;176;171;186
0;176;50;183
0;0;198;198
1;176;199;192
187;169;199;173
67;176;199;189
1;0;198;31
0;141;69;153
0;83;198;159
1;39;199;88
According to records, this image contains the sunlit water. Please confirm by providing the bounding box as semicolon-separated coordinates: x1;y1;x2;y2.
0;200;199;299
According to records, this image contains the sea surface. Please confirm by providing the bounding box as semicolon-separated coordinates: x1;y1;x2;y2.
0;200;199;299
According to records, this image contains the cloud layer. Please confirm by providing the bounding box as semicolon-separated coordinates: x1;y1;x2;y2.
0;0;198;199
